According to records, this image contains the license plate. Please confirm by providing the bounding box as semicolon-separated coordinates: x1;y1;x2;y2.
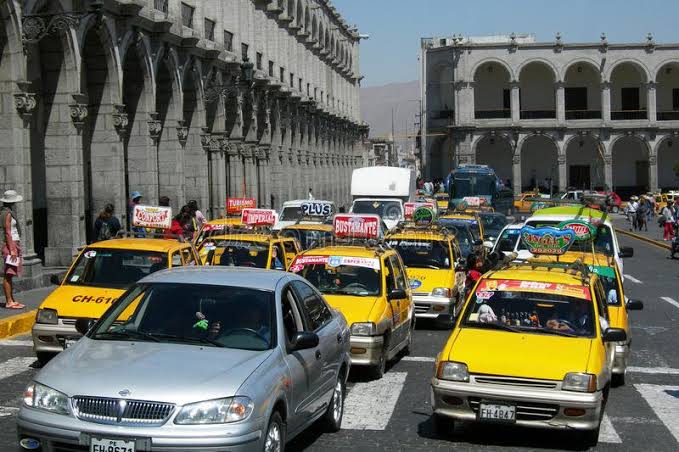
90;438;135;452
478;402;516;422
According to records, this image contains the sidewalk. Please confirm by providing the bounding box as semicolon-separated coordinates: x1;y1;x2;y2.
0;286;54;339
610;214;672;249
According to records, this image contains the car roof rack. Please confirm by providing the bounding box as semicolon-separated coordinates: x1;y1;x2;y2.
496;258;592;284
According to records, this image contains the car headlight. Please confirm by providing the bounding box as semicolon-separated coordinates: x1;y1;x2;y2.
437;361;469;382
23;382;70;415
432;287;451;298
562;373;597;392
175;397;253;424
36;308;58;325
350;322;376;336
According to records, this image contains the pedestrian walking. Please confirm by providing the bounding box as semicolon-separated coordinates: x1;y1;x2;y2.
166;205;194;241
128;191;145;237
627;196;639;231
93;203;121;242
1;190;25;309
636;198;649;232
662;202;675;241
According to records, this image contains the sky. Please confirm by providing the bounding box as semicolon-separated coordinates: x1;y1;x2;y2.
334;0;679;87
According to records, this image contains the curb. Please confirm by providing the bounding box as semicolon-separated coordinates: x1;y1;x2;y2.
0;310;35;339
615;228;672;251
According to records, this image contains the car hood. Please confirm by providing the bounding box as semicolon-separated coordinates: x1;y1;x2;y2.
40;285;126;319
37;337;273;405
446;328;593;380
323;295;380;326
406;268;454;294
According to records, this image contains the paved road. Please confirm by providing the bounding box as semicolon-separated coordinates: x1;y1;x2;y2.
0;235;677;451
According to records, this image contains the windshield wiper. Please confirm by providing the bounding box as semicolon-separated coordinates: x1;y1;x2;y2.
148;333;225;348
93;329;160;342
539;328;578;338
467;322;524;333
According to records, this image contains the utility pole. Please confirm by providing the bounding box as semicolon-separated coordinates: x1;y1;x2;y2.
391;106;396;166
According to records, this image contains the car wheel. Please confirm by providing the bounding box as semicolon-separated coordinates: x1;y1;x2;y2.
321;376;345;432
36;352;56;366
401;321;414;356
432;413;454;437
369;337;388;380
264;411;285;452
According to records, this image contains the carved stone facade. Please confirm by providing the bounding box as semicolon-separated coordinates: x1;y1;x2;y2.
0;0;368;268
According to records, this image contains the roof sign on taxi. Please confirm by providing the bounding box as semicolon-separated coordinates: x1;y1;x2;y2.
241;208;277;226
412;206;435;226
333;214;381;239
301;201;334;217
289;254;380;273
520;226;576;255
558;220;596;242
404;202;436;219
132;205;172;229
227;197;256;214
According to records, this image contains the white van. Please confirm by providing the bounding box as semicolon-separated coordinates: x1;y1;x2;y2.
350;167;416;229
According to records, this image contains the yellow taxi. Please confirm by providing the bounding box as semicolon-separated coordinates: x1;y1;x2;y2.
514;191;547;213
33;237;200;364
435;192;450;213
290;214;414;379
385;221;465;328
197;209;300;269
431;226;627;447
280;222;334;250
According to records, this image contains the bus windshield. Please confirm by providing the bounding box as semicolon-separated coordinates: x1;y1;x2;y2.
452;174;496;198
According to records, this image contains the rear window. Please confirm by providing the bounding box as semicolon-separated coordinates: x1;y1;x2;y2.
66;249;168;289
386;239;451;269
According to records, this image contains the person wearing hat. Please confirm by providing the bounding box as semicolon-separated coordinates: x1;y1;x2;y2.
1;190;25;309
128;191;146;238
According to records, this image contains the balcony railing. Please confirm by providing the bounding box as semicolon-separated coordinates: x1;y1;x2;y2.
565;110;602;120
657;111;679;121
475;109;510;119
611;110;647;120
520;110;556;119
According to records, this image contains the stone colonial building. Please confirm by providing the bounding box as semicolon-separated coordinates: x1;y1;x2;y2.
0;0;368;272
421;33;679;196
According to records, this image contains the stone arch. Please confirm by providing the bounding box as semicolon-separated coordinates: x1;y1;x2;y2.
311;14;318;40
519;134;559;192
119;30;155;102
518;60;556;119
565;134;605;190
560;58;601;82
474;134;514;184
182;56;208;211
563;59;602;119
469;57;515;82
296;0;303;27
605;58;652;83
78;15;122;106
516;58;559;82
473;60;511;119
428;62;454;117
609;61;650;120
0;0;25;81
611;134;651;195
655;61;679;120
656;135;679;190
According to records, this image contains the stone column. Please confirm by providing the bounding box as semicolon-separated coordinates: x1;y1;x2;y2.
556;81;566;123
512;153;522;196
647;82;657;123
557;153;568;192
604;154;613;191
510;81;521;123
601;82;611;123
649;153;658;193
228;144;244;198
243;145;259;201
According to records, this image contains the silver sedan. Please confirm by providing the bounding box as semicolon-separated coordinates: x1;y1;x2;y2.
17;267;351;452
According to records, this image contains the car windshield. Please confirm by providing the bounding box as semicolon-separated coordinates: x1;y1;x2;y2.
439;220;475;258
441;218;480;241
279;206;303;221
386;239;451;269
92;283;275;351
352;200;402;220
204;240;271;268
300;264;381;296
280;229;333;250
66;249;168;289
496;228;521;253
461;284;596;338
519;220;615;256
479;213;508;239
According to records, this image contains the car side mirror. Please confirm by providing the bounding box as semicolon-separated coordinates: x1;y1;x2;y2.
49;273;64;286
602;328;627;342
75;318;96;336
619;247;634;258
290;332;319;351
626;299;644;311
387;288;407;301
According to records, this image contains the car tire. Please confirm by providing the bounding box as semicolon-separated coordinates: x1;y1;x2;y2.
321;375;346;432
401;321;414;357
369;336;388;380
264;411;285;452
432;413;454;437
612;372;625;387
36;352;56;366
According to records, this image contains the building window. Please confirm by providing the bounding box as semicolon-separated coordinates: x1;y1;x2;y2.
268;61;275;77
180;2;194;28
307;83;310;96
154;0;168;15
299;78;302;92
320;91;324;104
503;89;510;111
256;52;263;70
241;43;249;61
314;87;318;99
280;67;285;83
290;73;294;88
621;87;640;111
673;89;679;110
223;30;233;51
204;19;215;41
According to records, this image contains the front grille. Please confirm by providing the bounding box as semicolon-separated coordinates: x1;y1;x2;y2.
72;396;174;425
61;318;77;326
469;397;559;421
412;292;430;297
414;303;430;313
473;375;558;389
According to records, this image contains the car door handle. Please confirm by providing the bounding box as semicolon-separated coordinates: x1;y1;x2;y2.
315;350;322;360
336;333;343;343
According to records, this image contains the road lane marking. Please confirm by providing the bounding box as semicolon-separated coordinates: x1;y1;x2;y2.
401;356;435;363
342;372;407;430
0;357;34;380
660;297;679;309
635;384;679;443
0;339;32;347
599;414;622;443
0;406;19;418
623;274;642;284
628;366;679;375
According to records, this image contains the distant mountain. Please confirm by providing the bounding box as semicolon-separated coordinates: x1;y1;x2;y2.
360;80;420;141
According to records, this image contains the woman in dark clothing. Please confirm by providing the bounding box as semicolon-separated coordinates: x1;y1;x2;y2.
93;203;122;242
